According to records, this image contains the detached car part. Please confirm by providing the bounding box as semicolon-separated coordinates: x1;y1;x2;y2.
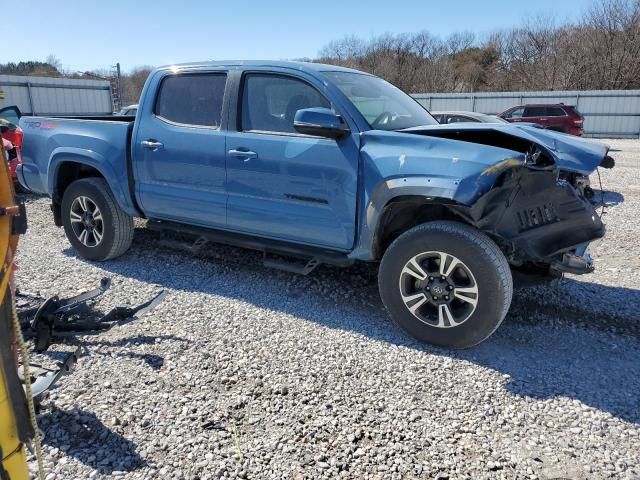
18;277;166;353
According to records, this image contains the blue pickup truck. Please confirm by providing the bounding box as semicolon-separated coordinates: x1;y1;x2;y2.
18;61;611;348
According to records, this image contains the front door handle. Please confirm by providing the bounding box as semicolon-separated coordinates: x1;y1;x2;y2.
228;149;258;160
141;140;164;150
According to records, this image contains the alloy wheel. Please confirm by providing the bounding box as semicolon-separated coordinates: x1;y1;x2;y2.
398;251;479;328
69;196;104;247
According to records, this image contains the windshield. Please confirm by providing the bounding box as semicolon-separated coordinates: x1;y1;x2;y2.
324;72;437;130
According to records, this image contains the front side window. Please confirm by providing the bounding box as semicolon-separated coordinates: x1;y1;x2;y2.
325;71;437;130
241;74;331;134
155;73;227;127
504;107;525;119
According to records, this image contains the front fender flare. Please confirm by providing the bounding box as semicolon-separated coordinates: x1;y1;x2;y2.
351;175;466;261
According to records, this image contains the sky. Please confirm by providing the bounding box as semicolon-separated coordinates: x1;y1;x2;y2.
8;0;595;74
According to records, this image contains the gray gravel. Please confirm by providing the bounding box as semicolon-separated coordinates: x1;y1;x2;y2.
16;139;640;479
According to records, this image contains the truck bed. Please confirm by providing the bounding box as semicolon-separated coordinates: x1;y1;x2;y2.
18;115;138;215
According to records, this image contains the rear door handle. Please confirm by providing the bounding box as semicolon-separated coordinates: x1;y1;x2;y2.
228;149;257;160
141;140;164;150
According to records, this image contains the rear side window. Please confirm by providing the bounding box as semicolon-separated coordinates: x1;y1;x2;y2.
241;74;330;134
524;106;547;117
155;73;227;128
546;107;566;117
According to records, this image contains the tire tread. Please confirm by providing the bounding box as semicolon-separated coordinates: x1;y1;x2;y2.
66;177;133;261
379;220;513;348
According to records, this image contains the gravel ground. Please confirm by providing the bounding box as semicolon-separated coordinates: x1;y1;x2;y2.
16;139;640;480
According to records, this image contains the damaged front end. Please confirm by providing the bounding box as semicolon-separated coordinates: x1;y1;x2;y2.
396;124;612;275
452;161;604;275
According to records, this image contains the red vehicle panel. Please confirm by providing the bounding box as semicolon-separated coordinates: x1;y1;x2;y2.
0;107;23;183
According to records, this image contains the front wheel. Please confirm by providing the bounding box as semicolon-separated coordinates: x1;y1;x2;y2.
378;221;513;348
61;177;134;261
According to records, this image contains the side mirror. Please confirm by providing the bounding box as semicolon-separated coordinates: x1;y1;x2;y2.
293;108;350;139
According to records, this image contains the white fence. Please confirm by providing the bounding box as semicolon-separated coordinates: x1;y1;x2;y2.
412;89;640;138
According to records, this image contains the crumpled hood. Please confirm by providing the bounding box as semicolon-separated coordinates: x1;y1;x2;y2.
401;123;609;175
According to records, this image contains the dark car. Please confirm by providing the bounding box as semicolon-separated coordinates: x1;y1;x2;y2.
432;111;509;124
498;104;584;136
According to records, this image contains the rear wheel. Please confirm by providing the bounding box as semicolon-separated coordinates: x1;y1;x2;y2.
378;221;513;348
61;178;133;261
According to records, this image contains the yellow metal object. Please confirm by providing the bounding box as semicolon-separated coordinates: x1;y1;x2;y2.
0;131;38;479
0;303;29;480
0;90;5;100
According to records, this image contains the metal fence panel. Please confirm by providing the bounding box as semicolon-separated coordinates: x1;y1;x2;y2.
0;74;113;116
412;89;640;138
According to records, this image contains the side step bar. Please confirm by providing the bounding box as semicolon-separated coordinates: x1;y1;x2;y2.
148;220;353;275
262;255;321;275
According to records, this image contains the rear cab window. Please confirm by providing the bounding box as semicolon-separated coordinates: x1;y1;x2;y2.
155;73;227;128
240;73;331;134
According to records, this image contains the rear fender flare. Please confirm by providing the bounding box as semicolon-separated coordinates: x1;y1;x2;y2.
48;148;137;216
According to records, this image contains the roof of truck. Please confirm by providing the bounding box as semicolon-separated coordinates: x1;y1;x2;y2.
158;60;369;75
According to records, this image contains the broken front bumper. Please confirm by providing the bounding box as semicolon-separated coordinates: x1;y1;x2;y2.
551;243;595;275
460;168;605;273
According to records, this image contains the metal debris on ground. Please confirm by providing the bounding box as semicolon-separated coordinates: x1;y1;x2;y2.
15;277;166;398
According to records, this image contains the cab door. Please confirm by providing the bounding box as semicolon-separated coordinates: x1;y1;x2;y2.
224;71;359;251
133;71;229;227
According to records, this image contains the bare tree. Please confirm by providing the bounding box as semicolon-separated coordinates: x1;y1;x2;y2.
316;0;640;93
121;66;154;105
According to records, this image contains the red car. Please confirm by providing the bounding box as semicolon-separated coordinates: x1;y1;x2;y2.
498;103;584;136
0;106;23;184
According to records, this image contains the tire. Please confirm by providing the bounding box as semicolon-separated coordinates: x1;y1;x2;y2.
378;220;513;349
61;177;134;261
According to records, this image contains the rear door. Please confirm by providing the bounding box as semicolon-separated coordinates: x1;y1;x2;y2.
133;70;229;227
545;106;568;131
523;106;549;128
224;70;360;250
